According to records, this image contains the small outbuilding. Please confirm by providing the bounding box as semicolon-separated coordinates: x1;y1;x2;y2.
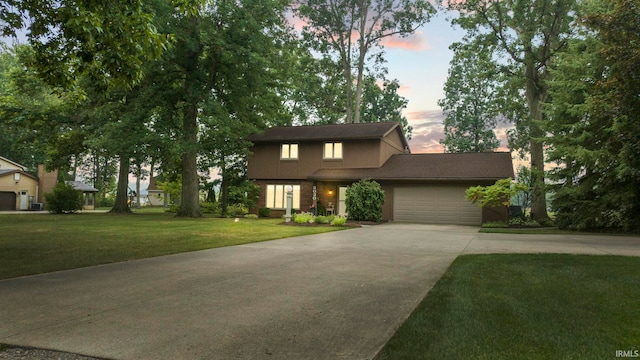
65;181;99;210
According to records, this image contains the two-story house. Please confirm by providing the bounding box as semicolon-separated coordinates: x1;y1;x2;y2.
247;122;514;225
0;156;98;211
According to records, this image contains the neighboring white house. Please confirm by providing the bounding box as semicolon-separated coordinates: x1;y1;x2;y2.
146;177;169;206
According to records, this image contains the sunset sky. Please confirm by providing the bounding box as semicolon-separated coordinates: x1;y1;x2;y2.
380;11;512;154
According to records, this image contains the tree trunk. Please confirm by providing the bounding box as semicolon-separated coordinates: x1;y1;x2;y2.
94;153;103;205
524;62;549;221
110;155;132;214
176;14;202;218
135;163;141;208
353;4;369;124
177;101;202;218
342;60;354;123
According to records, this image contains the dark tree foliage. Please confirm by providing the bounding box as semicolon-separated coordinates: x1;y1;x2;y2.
439;0;577;221
438;42;500;153
360;76;412;139
0;0;171;89
546;0;640;232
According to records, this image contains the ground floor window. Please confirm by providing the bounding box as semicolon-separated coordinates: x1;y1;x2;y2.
266;184;300;209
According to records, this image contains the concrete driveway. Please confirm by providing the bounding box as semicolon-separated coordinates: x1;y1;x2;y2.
1;224;639;359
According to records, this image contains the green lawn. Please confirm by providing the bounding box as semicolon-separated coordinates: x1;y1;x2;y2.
377;254;640;360
0;213;345;279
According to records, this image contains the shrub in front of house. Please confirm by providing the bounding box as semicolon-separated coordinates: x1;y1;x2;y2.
294;212;315;224
331;216;347;226
259;207;271;218
244;214;258;219
200;202;221;215
315;215;331;224
44;183;84;214
226;204;248;217
345;179;384;222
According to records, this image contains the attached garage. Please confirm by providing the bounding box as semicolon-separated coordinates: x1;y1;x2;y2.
393;186;481;225
308;152;514;226
0;191;16;211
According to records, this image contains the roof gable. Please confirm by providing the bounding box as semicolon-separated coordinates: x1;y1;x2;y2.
247;122;409;150
0;168;38;180
0;156;27;171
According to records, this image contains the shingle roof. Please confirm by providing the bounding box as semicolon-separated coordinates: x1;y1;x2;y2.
66;181;99;192
247;122;409;149
308;152;514;181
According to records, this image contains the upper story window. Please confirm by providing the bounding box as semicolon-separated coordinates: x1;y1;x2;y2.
324;142;343;159
281;143;298;159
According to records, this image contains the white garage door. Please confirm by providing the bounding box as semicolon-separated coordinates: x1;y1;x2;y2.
394;186;481;225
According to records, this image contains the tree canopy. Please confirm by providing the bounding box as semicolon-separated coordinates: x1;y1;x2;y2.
0;0;173;88
438;42;501;153
296;0;434;124
545;0;640;231
438;0;577;221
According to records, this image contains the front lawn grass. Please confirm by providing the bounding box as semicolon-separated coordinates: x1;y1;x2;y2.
0;213;346;279
377;254;640;359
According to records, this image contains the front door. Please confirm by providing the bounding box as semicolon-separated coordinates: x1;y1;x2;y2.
19;191;28;210
337;186;348;216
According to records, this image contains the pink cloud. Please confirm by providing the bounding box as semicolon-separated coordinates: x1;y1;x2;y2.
287;15;307;32
381;32;430;51
405;109;514;153
405;110;446;153
397;83;411;95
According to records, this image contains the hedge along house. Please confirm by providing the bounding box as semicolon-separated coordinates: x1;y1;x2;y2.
246;122;515;225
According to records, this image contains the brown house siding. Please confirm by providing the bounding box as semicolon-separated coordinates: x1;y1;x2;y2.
247;140;393;180
247;123;514;225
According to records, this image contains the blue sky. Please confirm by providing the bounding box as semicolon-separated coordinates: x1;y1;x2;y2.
381;11;512;154
383;11;465;153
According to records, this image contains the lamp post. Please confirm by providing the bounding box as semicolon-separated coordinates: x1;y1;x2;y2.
285;186;293;223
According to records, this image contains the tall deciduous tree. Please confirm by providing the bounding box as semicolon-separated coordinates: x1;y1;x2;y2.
0;45;49;171
0;0;173;88
360;76;412;138
296;0;435;123
0;44;85;177
439;0;576;221
285;48;348;125
144;0;293;217
438;42;500;153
